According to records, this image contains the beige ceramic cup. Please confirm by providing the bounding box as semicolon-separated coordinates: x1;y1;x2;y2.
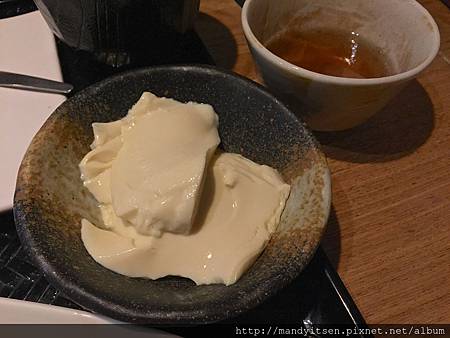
242;0;440;131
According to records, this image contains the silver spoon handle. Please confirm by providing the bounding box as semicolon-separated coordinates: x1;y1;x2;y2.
0;71;73;94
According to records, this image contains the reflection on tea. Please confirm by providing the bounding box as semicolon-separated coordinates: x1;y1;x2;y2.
266;28;393;79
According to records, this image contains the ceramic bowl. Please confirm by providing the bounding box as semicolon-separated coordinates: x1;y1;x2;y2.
14;65;331;324
242;0;440;131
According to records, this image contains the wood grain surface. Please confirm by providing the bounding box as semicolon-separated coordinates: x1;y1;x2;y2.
196;0;450;324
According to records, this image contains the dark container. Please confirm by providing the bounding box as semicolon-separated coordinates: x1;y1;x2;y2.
34;0;200;66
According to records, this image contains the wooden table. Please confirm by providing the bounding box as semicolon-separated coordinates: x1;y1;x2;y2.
196;0;450;324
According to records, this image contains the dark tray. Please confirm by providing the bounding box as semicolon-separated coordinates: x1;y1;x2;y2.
1;4;370;336
0;0;36;19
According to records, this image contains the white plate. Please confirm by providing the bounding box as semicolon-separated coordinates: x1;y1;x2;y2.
0;11;65;212
0;298;178;337
0;298;118;324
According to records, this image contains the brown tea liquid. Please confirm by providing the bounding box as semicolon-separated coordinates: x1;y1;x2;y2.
266;28;393;79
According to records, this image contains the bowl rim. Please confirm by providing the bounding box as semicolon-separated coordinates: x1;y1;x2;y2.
13;64;331;324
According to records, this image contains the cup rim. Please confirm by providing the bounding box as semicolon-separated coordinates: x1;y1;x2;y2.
241;0;440;86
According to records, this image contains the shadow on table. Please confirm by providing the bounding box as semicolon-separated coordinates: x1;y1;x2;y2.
314;80;435;163
195;13;238;69
321;206;341;270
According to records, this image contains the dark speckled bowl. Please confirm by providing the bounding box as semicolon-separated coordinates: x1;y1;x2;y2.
14;65;331;324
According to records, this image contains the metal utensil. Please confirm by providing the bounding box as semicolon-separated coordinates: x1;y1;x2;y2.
0;71;73;94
